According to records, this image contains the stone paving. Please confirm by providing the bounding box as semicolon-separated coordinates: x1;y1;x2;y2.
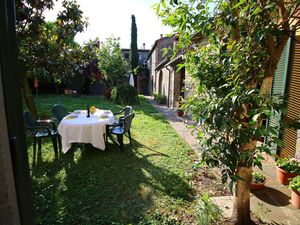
146;96;300;225
145;96;200;151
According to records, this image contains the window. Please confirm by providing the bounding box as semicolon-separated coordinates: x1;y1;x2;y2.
124;53;129;59
139;54;142;60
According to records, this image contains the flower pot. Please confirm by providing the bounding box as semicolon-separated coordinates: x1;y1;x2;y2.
276;166;298;185
177;111;184;117
291;189;300;209
250;179;267;190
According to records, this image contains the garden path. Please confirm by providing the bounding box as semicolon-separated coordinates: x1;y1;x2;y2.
145;96;200;152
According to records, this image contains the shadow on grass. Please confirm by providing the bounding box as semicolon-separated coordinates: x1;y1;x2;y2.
29;95;193;224
30;138;191;224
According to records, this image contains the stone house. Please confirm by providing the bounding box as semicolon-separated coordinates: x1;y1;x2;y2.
147;35;186;108
147;34;204;108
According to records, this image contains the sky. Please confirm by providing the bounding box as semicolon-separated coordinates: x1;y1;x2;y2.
45;0;172;49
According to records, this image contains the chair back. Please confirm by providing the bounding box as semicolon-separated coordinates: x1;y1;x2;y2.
23;111;38;128
120;113;135;133
52;104;67;122
123;106;133;116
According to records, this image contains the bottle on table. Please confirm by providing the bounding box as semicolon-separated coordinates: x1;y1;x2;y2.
87;105;90;117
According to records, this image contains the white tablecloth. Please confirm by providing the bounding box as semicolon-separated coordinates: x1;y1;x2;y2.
58;110;115;153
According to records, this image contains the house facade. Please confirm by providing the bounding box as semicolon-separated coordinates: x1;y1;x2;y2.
121;46;150;95
121;45;149;66
147;36;186;108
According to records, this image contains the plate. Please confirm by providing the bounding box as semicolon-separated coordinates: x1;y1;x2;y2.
65;115;78;120
73;110;81;114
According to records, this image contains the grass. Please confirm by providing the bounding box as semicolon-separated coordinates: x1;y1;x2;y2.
28;95;196;224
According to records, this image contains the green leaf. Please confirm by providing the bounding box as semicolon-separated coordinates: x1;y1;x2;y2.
232;0;245;9
229;180;234;193
252;7;261;15
232;95;238;104
275;139;285;148
222;173;228;183
252;113;260;122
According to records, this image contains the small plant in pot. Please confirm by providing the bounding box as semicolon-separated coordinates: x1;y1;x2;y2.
289;175;300;209
176;108;184;117
251;171;266;190
276;157;300;185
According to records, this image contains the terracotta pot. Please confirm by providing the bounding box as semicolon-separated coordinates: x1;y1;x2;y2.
177;111;184;117
276;166;298;185
250;179;267;190
291;189;300;209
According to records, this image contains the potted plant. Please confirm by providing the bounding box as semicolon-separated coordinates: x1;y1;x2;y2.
251;171;267;190
276;158;300;185
289;175;300;209
176;108;184;117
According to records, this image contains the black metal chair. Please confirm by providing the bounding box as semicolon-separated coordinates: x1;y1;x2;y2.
23;111;60;161
106;113;135;152
52;104;67;123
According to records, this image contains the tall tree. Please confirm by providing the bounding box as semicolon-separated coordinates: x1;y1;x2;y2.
16;0;87;117
130;14;139;88
98;37;129;88
156;0;300;224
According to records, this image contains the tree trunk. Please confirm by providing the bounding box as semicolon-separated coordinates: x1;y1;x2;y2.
21;72;38;118
231;166;252;225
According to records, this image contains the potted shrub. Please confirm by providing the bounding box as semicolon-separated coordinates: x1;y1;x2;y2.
289;175;300;209
251;171;267;190
276;158;300;185
176;108;184;117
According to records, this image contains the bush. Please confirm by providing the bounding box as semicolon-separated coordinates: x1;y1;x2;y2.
111;84;139;105
156;94;166;104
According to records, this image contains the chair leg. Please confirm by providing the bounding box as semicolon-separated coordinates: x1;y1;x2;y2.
33;138;37;166
37;139;42;161
128;130;132;145
117;134;124;152
106;125;110;143
57;135;62;153
51;136;58;158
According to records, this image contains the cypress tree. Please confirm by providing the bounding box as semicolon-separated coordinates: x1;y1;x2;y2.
130;14;138;87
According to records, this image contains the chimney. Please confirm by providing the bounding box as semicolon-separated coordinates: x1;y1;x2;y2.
143;43;145;49
160;34;163;38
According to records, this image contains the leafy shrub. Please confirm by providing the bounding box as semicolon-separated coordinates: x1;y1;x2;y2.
156;94;166;104
289;175;300;193
276;158;300;174
153;93;158;100
111;84;139;105
195;194;222;225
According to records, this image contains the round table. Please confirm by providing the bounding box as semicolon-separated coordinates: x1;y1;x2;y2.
58;110;115;153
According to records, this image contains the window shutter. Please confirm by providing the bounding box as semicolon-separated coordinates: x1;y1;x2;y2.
267;38;291;154
281;38;300;158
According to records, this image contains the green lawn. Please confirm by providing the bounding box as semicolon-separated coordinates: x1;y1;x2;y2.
28;95;196;224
